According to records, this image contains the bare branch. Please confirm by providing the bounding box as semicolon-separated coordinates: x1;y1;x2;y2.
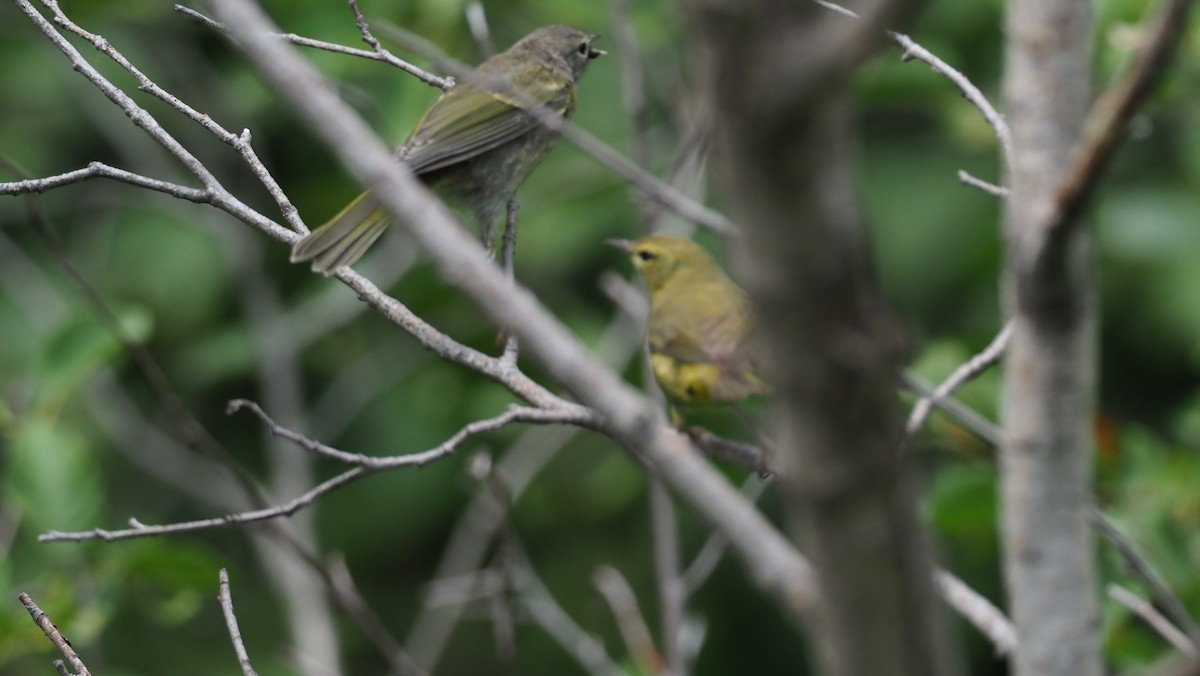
174;3;451;89
1093;512;1200;646
464;1;495;58
207;0;818;619
0;162;208;201
1109;584;1199;658
366;21;737;237
900;373;1001;447
1041;0;1196;253
594;565;665;675
18;592;93;676
327;555;430;676
218;569;259;676
957;170;1010;198
40;467;370;543
606;0;652;172
815;0;1013;172
648;477;687;675
901;322;1012;451
511;558;623;676
934;571;1017;656
227;398;590;468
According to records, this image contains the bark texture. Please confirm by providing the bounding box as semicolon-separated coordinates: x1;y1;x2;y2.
1001;0;1101;674
684;2;955;674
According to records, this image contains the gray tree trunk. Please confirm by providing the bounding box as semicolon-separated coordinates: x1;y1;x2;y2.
1001;0;1102;674
684;2;955;674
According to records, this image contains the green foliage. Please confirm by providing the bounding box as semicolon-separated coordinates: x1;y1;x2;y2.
1;0;1199;674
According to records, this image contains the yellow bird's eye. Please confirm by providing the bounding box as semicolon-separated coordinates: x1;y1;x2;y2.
637;250;657;261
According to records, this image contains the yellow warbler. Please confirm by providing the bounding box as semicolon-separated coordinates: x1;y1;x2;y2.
611;235;766;407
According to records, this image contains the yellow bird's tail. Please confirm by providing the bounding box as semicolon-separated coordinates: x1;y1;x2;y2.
291;191;391;275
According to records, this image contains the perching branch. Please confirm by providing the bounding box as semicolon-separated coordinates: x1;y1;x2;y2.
218;569;259;676
18;592;93;676
1039;0;1196;256
205;0;819;620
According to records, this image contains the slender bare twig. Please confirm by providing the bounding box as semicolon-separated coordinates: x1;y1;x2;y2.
18;592;93;676
681;477;770;594
1037;0;1195;267
1109;584;1199;657
40;398;589;544
933;571;1017;656
900;322;1013;451
218;569;259;676
606;0;652;175
594;565;666;675
509;550;624;676
0;162;208;200
901;373;1002;447
327;555;430;676
686;427;775;475
40;0;304;231
958;170;1010;198
1093;512;1200;645
405;306;646;670
40;467;369;542
228;398;591;467
814;0;1013;172
649;477;686;675
367;20;738;236
174;3;450;89
207;0;819;618
464;1;495;58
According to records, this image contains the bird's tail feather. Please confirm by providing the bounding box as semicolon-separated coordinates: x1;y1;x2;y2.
291;191;391;275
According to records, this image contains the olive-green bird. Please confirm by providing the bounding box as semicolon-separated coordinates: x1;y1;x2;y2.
611;235;767;407
292;25;605;274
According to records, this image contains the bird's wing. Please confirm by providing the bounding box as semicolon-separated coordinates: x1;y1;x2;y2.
649;294;767;403
401;64;574;175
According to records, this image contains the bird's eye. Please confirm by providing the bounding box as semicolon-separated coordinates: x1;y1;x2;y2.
577;42;590;56
637;250;656;261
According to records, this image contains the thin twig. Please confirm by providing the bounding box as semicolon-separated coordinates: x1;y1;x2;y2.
901;373;1002;447
369;21;737;236
900;322;1013;452
649;477;687;675
327;555;430;676
174;3;450;89
606;0;652;173
814;0;1013;173
209;0;821;617
1039;0;1195;263
464;1;496;58
18;592;93;676
228;398;591;468
594;565;666;675
40;467;370;542
957;170;1010;198
510;553;624;676
1109;584;1199;657
1093;511;1200;645
681;477;770;594
218;569;259;676
933;571;1018;656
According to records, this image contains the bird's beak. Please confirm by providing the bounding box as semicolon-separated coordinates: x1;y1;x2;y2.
605;238;633;253
587;34;606;59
